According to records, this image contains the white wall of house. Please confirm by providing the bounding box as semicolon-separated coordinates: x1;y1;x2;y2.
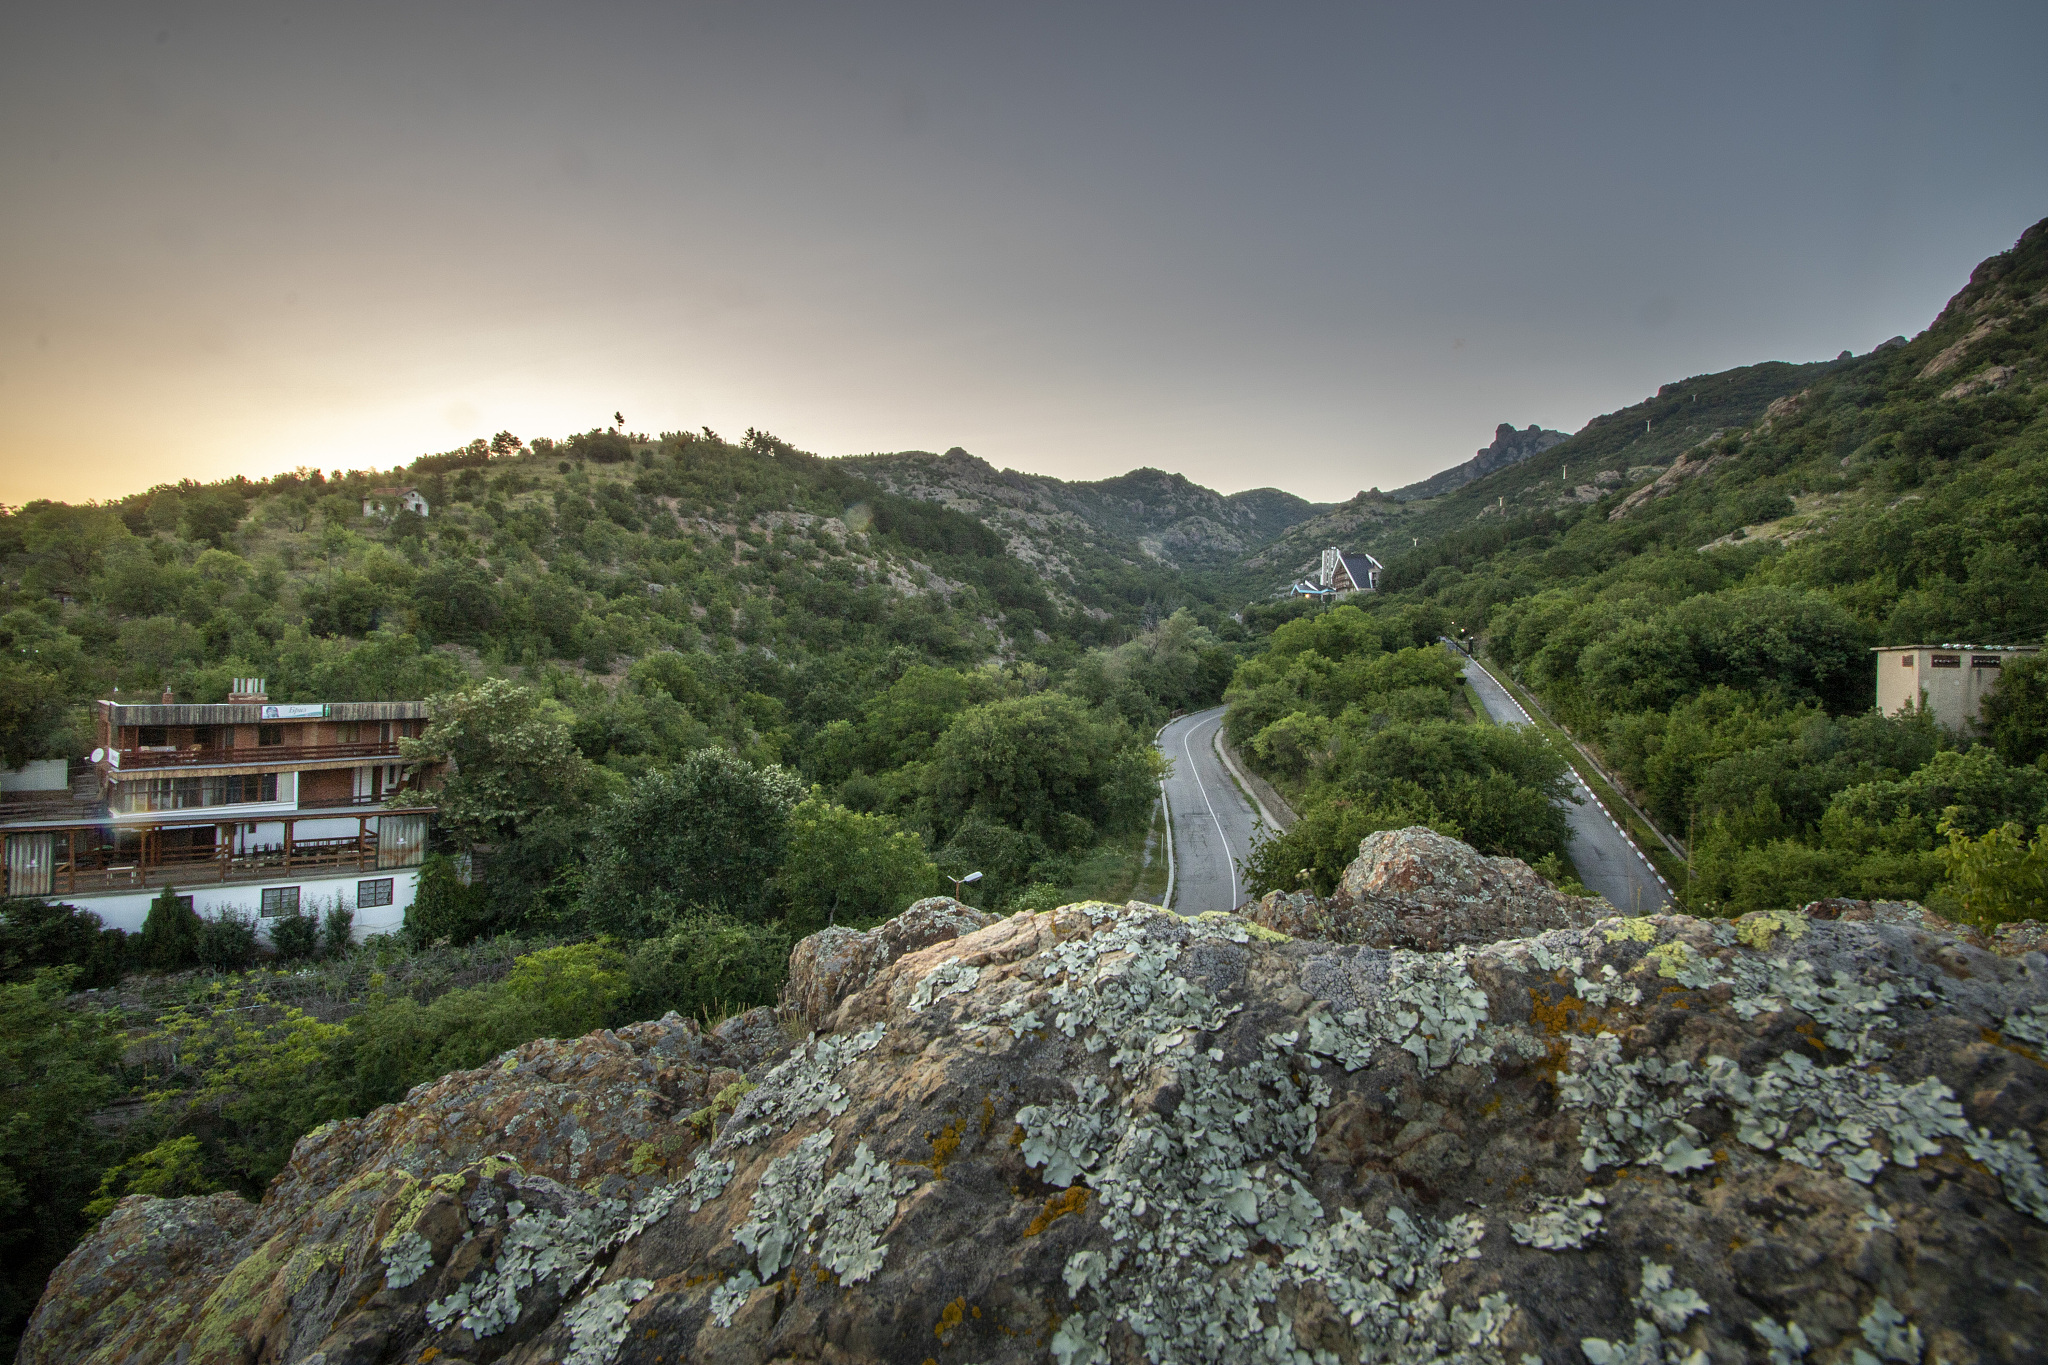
54;867;420;943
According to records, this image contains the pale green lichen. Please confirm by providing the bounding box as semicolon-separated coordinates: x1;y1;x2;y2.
908;957;981;1012
731;1129;836;1279
1856;1297;1923;1363
715;1024;885;1150
1580;1259;1709;1364
1750;1315;1810;1363
683;1151;734;1212
1509;1188;1605;1250
1005;905;1522;1364
1733;910;1807;950
380;1229;434;1289
563;1277;652;1365
2005;1002;2048;1049
811;1141;915;1283
708;1269;758;1327
1603;918;1659;944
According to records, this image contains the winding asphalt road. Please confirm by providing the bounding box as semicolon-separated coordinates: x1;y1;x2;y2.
1456;649;1671;913
1156;707;1268;915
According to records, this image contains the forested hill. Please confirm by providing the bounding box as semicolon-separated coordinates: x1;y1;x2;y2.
843;447;1326;577
1316;214;2048;918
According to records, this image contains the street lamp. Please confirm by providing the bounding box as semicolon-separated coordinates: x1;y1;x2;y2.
949;871;983;900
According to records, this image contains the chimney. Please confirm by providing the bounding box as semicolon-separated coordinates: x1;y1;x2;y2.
162;687;174;705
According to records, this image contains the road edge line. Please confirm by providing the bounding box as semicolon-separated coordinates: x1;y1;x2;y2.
1211;723;1279;833
1153;719;1176;911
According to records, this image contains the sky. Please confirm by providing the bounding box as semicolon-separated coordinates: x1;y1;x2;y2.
4;2;2047;506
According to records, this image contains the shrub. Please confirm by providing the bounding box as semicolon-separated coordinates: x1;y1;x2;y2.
137;886;202;973
268;908;319;962
617;915;792;1025
82;1135;218;1221
0;899;129;988
321;900;355;955
405;854;490;947
195;910;258;972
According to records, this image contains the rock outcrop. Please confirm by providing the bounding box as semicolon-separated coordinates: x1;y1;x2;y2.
24;835;2048;1364
1390;423;1569;502
779;896;993;1028
1248;825;1606;950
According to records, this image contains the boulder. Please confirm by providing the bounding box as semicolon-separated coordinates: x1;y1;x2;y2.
1248;825;1605;950
1803;897;2048;959
24;852;2048;1363
778;895;993;1028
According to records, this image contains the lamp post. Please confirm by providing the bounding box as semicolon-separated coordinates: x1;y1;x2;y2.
949;870;983;901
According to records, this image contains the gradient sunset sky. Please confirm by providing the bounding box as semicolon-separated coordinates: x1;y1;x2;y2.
5;2;2046;506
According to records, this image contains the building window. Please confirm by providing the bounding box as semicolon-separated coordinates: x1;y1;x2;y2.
260;886;301;918
175;895;194;914
1931;654;1962;668
1901;656;1914;667
357;878;395;908
258;724;285;746
1973;656;2003;669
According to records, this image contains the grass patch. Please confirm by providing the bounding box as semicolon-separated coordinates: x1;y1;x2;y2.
1065;802;1170;906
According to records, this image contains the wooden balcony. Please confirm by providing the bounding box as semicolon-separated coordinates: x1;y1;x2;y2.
4;809;433;899
106;740;408;772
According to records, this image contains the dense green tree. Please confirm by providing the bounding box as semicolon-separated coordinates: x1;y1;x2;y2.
138;886;202;973
1984;653;2048;766
399;680;593;846
1;970;121;1348
926;694;1161;851
579;749;805;934
778;796;937;929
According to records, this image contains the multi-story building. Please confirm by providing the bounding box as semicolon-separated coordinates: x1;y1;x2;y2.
1873;644;2042;732
0;679;439;940
1291;546;1384;600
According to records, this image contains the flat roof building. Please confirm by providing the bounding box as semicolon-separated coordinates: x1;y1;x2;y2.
1873;644;2041;733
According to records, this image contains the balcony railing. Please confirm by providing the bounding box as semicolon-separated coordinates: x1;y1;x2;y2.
6;810;432;897
107;740;407;771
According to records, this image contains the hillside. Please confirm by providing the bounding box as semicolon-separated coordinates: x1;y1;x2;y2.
1388;421;1569;501
842;447;1325;575
1320;215;2048;918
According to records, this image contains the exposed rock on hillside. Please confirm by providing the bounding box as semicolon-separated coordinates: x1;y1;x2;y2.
779;895;992;1028
1247;825;1607;949
24;836;2048;1364
1390;423;1569;502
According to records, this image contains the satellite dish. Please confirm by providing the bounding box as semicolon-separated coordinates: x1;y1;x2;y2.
90;748;105;763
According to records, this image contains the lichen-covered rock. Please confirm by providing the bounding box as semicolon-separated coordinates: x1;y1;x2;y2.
1248;825;1606;950
18;1011;786;1365
24;874;2048;1364
1804;897;2048;959
779;895;993;1027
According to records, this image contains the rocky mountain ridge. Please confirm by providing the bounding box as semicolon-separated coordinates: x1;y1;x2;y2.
1389;424;1570;503
841;448;1327;573
23;829;2047;1365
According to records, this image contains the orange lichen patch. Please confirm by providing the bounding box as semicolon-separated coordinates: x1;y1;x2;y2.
419;1349;440;1363
980;1095;999;1136
1010;1124;1025;1149
972;1305;983;1319
815;1262;838;1285
1983;1026;2044;1065
1024;1185;1091;1236
935;1296;966;1342
1527;987;1596;1036
926;1119;964;1178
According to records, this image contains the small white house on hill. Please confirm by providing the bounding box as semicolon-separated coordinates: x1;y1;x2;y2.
363;487;430;518
1292;547;1384;600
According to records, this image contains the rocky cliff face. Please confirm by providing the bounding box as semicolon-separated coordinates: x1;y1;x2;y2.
1390;424;1569;503
23;835;2048;1365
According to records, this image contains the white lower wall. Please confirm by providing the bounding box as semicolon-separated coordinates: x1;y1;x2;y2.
57;867;421;944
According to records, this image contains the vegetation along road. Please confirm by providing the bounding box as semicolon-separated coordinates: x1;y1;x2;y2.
1157;705;1271;914
1456;649;1671;913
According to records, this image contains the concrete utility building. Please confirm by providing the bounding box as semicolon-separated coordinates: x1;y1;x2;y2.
1874;644;2041;732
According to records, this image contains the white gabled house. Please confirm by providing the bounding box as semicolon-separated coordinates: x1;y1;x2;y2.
362;486;430;518
1292;546;1384;600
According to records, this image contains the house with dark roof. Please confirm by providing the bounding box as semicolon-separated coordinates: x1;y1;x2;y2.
1292;546;1383;600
